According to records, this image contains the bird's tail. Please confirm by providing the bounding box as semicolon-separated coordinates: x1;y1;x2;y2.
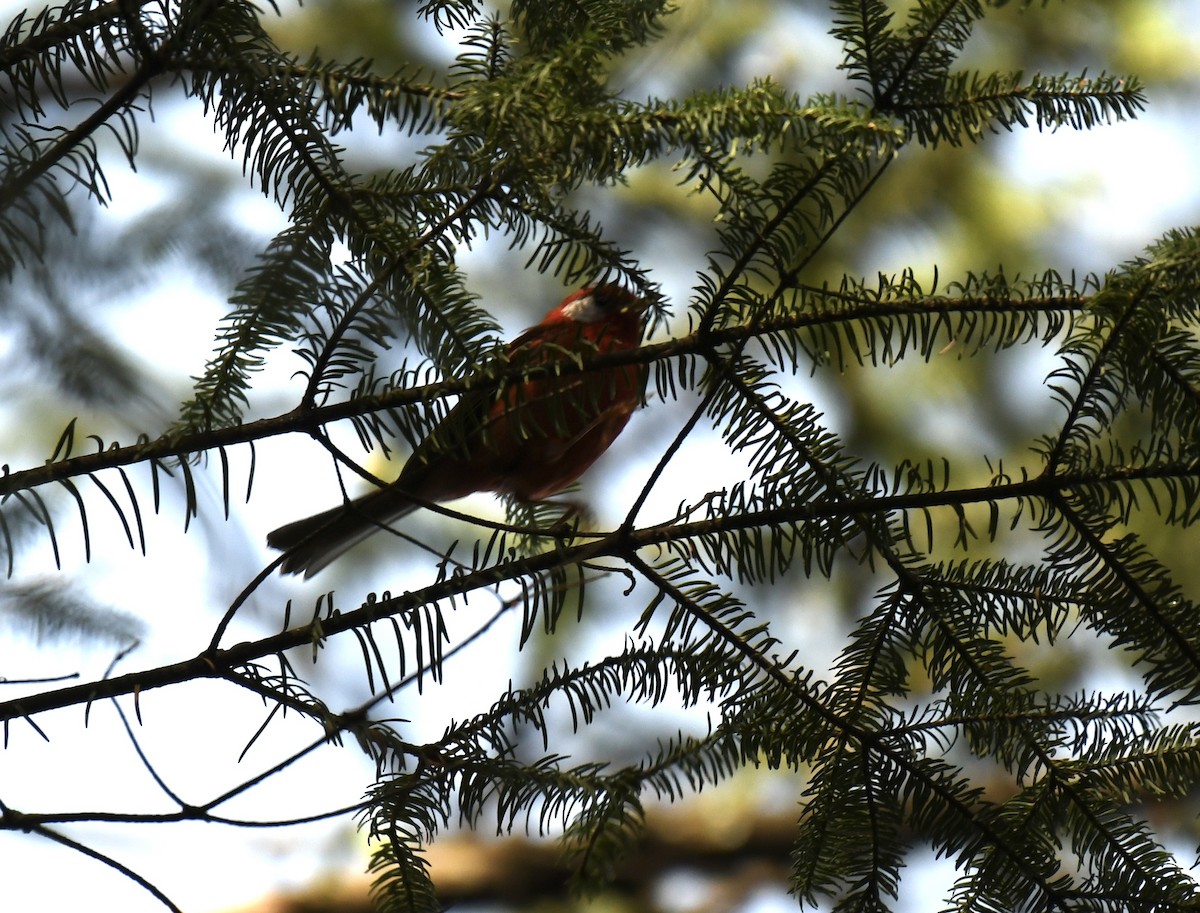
266;488;420;578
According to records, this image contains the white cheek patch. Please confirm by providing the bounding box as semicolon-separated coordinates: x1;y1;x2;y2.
561;294;605;323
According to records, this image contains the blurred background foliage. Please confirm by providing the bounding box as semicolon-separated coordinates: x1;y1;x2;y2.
2;1;1199;911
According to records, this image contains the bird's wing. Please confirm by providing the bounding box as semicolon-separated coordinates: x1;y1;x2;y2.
399;322;573;468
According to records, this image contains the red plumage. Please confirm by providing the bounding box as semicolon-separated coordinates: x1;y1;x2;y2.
267;284;649;577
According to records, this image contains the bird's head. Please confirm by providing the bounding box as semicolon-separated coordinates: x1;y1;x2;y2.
547;284;647;327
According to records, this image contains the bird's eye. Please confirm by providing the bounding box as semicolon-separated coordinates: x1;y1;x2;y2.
591;285;630;312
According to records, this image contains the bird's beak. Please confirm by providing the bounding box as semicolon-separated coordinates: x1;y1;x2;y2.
623;292;652;314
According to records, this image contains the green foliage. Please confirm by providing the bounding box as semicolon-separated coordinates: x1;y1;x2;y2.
3;1;1200;912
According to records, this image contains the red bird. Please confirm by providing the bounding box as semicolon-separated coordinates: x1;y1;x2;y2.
267;284;649;577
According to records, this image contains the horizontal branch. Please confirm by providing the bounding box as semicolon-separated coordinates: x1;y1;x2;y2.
0;533;613;723
10;458;1191;726
0;0;156;72
0;294;1084;499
